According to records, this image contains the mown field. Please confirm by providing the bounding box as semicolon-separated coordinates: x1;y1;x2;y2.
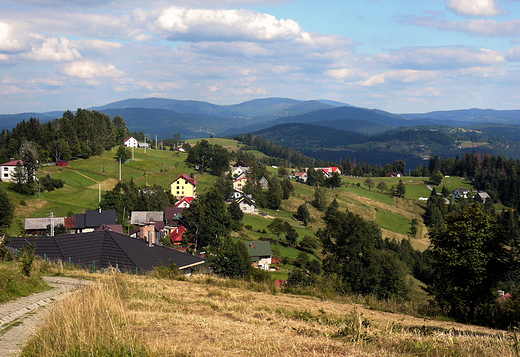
19;267;516;357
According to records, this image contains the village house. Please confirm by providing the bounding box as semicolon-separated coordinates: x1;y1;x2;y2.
233;176;247;191
245;241;272;270
475;191;491;203
236;195;258;214
453;187;470;200
75;209;117;233
174;196;194;208
24;216;75;236
170;174;197;199
130;211;165;245
8;231;205;274
1;159;24;183
123;136;138;148
259;176;269;190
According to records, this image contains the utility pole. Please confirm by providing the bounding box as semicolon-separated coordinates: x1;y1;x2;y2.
132;146;134;161
50;210;54;237
98;182;101;204
119;158;121;181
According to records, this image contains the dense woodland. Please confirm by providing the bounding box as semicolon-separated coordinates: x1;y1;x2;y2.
0;110;132;165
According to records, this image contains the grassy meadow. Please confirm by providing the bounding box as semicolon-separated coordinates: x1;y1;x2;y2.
19;268;517;357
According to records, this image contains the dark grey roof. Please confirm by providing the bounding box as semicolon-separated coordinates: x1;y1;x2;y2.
85;210;117;228
244;241;272;257
75;213;86;229
8;231;204;271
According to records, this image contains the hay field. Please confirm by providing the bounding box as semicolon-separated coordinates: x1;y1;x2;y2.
22;272;516;357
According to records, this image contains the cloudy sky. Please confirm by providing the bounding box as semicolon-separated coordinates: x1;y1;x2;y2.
2;0;520;114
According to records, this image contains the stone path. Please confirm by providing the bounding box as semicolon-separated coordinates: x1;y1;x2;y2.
0;276;92;357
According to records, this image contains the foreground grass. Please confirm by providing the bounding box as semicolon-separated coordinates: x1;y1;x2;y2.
21;270;517;357
0;261;50;304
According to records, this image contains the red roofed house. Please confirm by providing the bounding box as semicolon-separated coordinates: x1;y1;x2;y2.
123;136;138;148
174;196;195;208
1;159;24;183
170;174;198;199
233;176;248;191
170;225;187;246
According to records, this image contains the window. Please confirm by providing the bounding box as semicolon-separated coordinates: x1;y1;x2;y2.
3;167;7;171
3;173;8;178
177;191;180;195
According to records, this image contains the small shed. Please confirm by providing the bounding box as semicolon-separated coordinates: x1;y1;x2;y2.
57;160;68;167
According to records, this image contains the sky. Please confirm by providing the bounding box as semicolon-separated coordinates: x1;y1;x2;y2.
2;0;520;114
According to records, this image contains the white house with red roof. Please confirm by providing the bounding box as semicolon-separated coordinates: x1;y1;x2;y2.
174;196;195;208
0;159;24;183
170;174;198;198
316;167;342;177
123;136;138;148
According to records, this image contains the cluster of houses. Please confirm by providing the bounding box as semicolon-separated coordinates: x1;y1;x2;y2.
295;166;342;184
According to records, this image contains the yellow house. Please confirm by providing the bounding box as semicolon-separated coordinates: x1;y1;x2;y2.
233;176;247;191
170;174;198;198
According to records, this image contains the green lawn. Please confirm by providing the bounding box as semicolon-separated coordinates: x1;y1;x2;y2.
375;210;412;236
339;185;395;206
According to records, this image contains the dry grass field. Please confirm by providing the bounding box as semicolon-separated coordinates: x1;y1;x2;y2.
21;268;518;357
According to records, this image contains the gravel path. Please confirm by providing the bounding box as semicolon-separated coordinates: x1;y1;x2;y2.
0;276;92;357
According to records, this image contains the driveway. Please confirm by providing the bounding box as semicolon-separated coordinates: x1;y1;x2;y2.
0;276;92;357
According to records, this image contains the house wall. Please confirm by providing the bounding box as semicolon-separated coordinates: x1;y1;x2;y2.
239;201;257;213
1;165;19;182
257;257;271;270
233;178;247;191
124;137;138;148
171;178;196;198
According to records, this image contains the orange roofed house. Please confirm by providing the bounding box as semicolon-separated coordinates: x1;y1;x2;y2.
170;174;198;199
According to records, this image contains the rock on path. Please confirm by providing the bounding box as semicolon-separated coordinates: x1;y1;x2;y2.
0;276;92;357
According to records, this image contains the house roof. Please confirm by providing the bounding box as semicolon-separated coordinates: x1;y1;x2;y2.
172;174;198;186
165;207;184;221
123;136;135;143
244;241;272;257
233;176;247;183
25;217;66;230
7;231;205;271
455;187;470;193
131;211;164;225
170;225;187;243
80;210;117;229
1;159;23;166
237;196;256;207
95;224;124;234
174;196;195;207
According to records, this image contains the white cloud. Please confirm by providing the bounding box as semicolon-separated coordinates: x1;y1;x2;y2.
355;70;438;87
71;39;123;51
62;60;125;79
407;16;520;37
0;22;34;53
155;7;302;42
23;37;82;61
446;0;504;17
373;46;505;70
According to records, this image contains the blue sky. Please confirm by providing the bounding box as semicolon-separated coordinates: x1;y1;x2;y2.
1;0;520;114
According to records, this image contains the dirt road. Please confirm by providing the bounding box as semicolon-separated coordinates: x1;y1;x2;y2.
0;276;91;357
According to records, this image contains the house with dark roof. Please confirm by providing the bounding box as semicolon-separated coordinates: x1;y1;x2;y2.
25;217;75;236
475;191;491;203
244;241;272;270
75;209;117;233
7;230;205;273
453;187;470;199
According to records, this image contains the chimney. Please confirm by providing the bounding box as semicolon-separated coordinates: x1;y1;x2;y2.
98;207;101;213
148;232;153;247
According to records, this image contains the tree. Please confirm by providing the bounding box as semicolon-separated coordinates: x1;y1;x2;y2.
284;222;298;247
376;181;387;193
429;155;440;174
209;237;253;279
430;170;444;186
364;177;374;191
429;203;507;322
319;208;406;299
326;172;342;188
298;235;319;253
311;186;327;211
0;188;14;234
173;133;181;148
410;218;418;238
115;145;130;162
267;218;285;244
278;166;287;178
396;179;406;198
295;204;311;226
227;201;243;231
183;188;231;251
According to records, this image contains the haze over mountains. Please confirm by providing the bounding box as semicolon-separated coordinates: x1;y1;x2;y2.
1;97;520;141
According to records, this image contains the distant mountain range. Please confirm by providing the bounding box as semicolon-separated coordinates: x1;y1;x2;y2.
1;97;520;142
